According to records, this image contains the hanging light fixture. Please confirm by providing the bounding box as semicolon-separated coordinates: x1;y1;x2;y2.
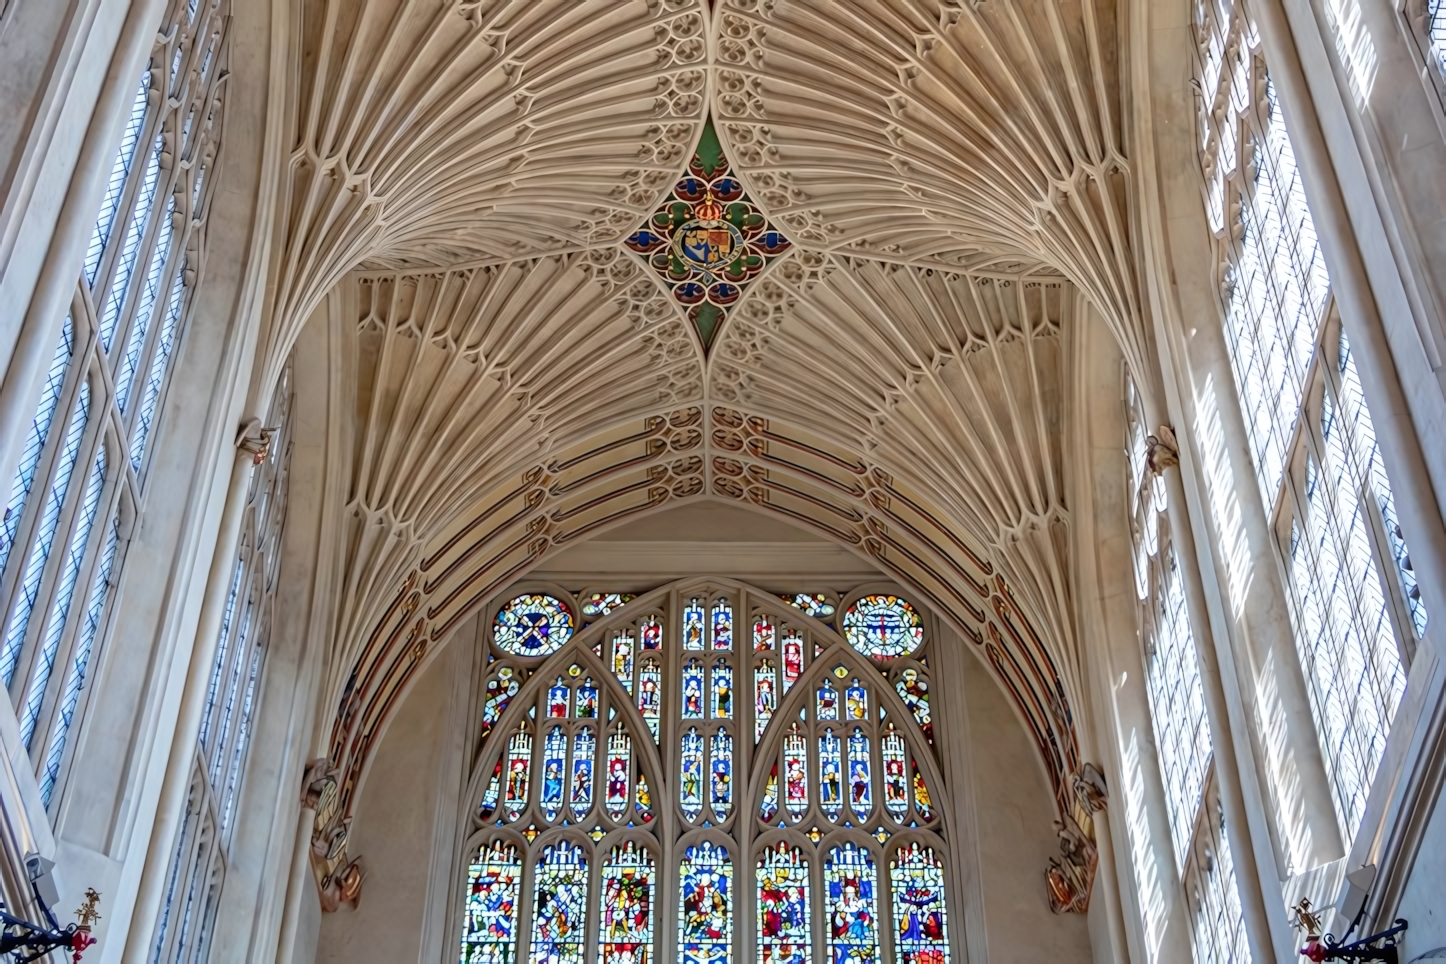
0;856;100;963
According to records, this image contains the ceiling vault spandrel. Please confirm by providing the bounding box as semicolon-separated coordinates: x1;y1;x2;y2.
286;0;1133;918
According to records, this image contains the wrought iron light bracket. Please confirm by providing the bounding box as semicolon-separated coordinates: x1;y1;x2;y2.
0;879;98;964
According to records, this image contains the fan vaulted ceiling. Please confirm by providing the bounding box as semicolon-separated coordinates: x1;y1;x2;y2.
284;0;1137;912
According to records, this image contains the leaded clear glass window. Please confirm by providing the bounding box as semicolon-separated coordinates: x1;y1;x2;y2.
459;583;952;964
0;0;230;812
1193;0;1424;845
151;363;291;964
1124;378;1250;964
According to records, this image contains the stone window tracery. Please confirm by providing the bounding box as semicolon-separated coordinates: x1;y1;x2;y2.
0;0;230;812
458;582;952;964
1192;0;1424;846
1124;378;1251;963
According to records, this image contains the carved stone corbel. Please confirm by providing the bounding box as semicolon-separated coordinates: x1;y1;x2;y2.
1145;424;1180;475
235;417;276;465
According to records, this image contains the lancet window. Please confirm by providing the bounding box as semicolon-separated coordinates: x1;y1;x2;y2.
459;581;952;964
1124;379;1251;962
0;0;229;812
151;364;291;964
1193;0;1425;844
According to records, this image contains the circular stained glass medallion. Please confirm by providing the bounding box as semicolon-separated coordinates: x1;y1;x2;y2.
843;594;924;659
493;594;574;657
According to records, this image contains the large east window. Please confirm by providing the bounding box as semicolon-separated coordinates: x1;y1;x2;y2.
459;582;952;964
0;0;229;809
1193;0;1424;844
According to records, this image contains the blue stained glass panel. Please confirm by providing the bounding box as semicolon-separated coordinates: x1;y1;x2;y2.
678;841;731;964
548;678;569;718
641;615;662;650
817;680;838;721
825;844;879;964
460;841;522;964
845;681;868;721
819;730;843;816
529;842;588;964
541;727;566;820
480;668;519;743
570;728;595;815
576;678;598;719
712;600;733;650
848;730;872;819
599;842;654;964
683;660;705;719
710;728;732;818
891;843;950;964
680;727;704;820
758;843;811;964
494;595;573;658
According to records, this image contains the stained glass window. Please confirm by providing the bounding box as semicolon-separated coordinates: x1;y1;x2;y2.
466;586;949;964
679;841;732;964
825;844;878;964
784;594;836;618
494;595;574;657
581;592;636;619
843;596;924;660
461;841;522;964
758;843;811;964
529;842;588;964
891;843;950;964
599;843;654;964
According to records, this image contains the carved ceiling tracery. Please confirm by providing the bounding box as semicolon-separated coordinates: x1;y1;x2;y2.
286;0;1132;915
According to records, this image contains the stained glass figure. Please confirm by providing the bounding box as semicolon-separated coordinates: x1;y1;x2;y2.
681;728;705;820
712;600;733;650
784;726;808;819
548;678;569;718
599;842;655;964
678;841;732;964
571;728;596;815
843;595;923;660
480;668;519;742
819;730;843;816
494;595;573;658
846;680;868;721
638;658;662;738
711;728;733;818
783;632;804;692
825;844;879;964
529;842;588;964
576;678;599;719
683;660;706;719
754;615;775;651
479;761;503;821
504;731;532;818
891;843;950;964
636;771;654;822
625;119;792;346
881;729;908;821
581;593;636;619
912;761;934;821
541;727;567;820
848;730;872;819
712;660;733;718
606;732;632;819
755;660;777;741
612;633;635;692
641;615;663;650
684;598;705;650
817;679;839;721
460;841;522;964
757;843;811;964
784;593;837;618
895;669;934;746
761;762;780;823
